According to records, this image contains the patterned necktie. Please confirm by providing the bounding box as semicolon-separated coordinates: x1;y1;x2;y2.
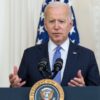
52;46;61;83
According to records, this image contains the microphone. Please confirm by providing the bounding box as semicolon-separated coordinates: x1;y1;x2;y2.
38;58;52;79
52;58;63;79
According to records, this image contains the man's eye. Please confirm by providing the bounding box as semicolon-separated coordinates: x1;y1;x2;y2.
49;20;55;23
59;20;65;23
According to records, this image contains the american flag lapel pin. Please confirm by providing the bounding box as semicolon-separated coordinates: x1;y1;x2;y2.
73;51;77;54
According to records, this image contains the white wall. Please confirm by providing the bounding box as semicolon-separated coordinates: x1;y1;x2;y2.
0;0;100;87
72;0;100;68
0;0;43;87
0;0;10;87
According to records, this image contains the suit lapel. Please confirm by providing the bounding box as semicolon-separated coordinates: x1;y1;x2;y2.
61;42;79;86
40;43;51;72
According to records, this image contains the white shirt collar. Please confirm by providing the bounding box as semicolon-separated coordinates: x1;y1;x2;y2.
48;39;57;52
60;38;70;51
48;38;70;52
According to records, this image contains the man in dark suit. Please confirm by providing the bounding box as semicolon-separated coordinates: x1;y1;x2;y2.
9;1;100;87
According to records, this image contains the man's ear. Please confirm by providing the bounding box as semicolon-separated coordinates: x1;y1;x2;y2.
70;21;73;29
69;18;73;30
69;21;73;31
44;20;47;31
67;17;73;32
68;17;73;26
70;20;73;26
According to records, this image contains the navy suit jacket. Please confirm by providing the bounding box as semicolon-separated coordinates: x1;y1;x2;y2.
18;42;100;87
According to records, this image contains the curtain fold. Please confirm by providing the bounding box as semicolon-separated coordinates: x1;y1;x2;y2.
0;0;43;87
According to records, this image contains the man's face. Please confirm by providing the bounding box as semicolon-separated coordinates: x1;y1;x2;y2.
44;5;73;45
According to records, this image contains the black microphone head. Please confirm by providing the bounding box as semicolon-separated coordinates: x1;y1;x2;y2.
53;58;63;72
38;58;48;71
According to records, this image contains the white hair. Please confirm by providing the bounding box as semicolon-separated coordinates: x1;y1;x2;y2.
44;1;73;20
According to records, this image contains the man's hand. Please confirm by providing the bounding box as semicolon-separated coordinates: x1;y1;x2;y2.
9;66;26;87
68;70;85;87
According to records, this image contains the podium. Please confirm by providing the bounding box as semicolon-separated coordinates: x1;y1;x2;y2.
0;87;100;100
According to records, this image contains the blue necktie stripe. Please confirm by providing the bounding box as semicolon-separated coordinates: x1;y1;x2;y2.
52;46;61;83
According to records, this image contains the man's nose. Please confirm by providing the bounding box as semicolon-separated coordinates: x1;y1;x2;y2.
54;21;59;30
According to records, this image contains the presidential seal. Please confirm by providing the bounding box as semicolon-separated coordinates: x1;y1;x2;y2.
29;79;64;100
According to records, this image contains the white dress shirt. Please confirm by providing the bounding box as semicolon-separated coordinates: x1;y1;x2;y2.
48;38;70;81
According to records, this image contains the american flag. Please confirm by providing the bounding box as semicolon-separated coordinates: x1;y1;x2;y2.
36;0;80;44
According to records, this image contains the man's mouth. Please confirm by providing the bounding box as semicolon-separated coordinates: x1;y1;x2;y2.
53;33;61;35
